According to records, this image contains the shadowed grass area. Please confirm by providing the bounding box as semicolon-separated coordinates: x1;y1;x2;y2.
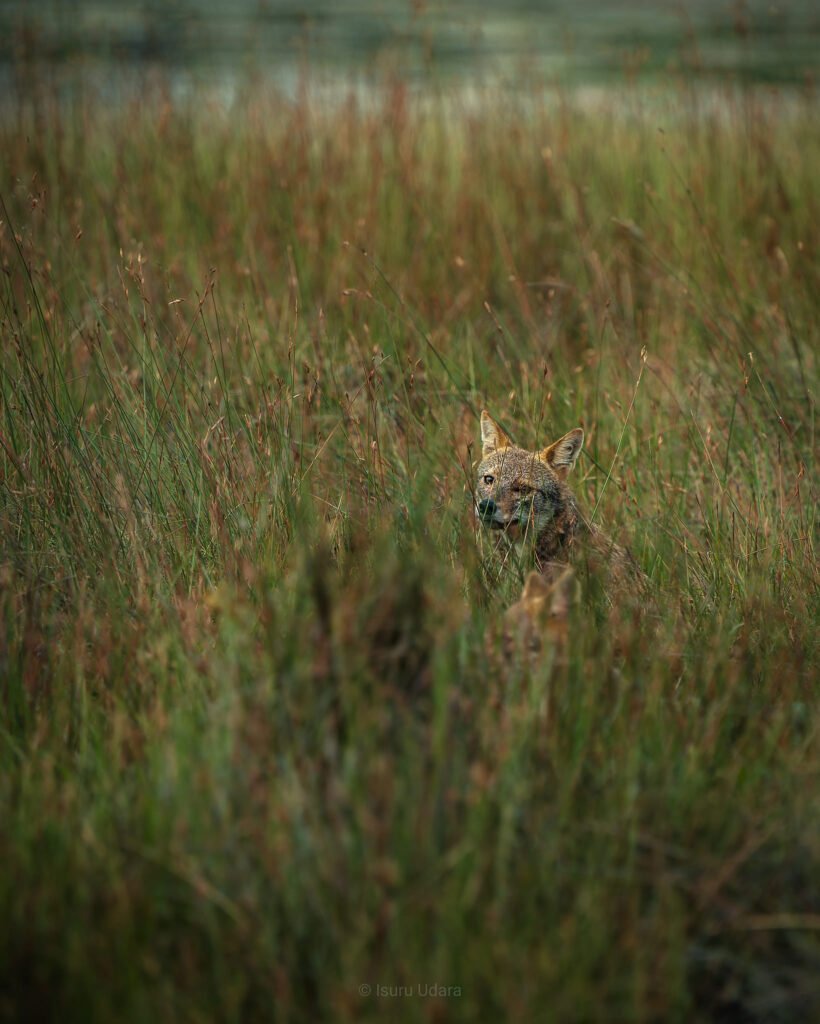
0;77;818;1023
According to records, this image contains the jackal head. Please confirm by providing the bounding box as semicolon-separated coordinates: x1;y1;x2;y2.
475;410;584;542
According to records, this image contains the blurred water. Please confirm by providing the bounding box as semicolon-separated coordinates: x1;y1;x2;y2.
1;0;818;91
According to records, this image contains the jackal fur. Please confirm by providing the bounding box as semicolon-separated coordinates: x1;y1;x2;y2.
475;410;644;589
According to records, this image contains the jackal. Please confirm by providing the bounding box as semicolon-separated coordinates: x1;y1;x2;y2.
474;410;644;587
502;566;579;661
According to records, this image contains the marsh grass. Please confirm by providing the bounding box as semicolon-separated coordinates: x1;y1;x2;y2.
0;76;818;1022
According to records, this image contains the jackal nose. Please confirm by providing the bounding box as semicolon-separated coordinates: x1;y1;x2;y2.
477;498;497;521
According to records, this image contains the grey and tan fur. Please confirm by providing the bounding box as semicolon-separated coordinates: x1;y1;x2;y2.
475;410;644;588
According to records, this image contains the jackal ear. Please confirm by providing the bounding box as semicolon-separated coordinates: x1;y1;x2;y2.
547;568;579;618
520;571;551;602
480;410;511;456
541;428;584;477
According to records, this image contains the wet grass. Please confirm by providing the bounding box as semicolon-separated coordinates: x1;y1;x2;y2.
0;76;818;1022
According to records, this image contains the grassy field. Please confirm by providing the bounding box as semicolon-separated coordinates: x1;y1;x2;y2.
0;76;818;1022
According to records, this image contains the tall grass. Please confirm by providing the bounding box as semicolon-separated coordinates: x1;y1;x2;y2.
0;76;817;1022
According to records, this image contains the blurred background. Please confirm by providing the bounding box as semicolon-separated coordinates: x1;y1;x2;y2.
2;0;818;96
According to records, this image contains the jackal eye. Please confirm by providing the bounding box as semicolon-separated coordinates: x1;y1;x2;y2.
512;483;532;496
483;475;494;485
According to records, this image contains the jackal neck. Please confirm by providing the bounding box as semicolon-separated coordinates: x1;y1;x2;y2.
533;492;587;565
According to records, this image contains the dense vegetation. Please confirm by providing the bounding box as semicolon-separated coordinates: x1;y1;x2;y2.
1;77;817;1022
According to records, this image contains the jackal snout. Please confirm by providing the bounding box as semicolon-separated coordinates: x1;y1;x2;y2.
476;497;500;524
